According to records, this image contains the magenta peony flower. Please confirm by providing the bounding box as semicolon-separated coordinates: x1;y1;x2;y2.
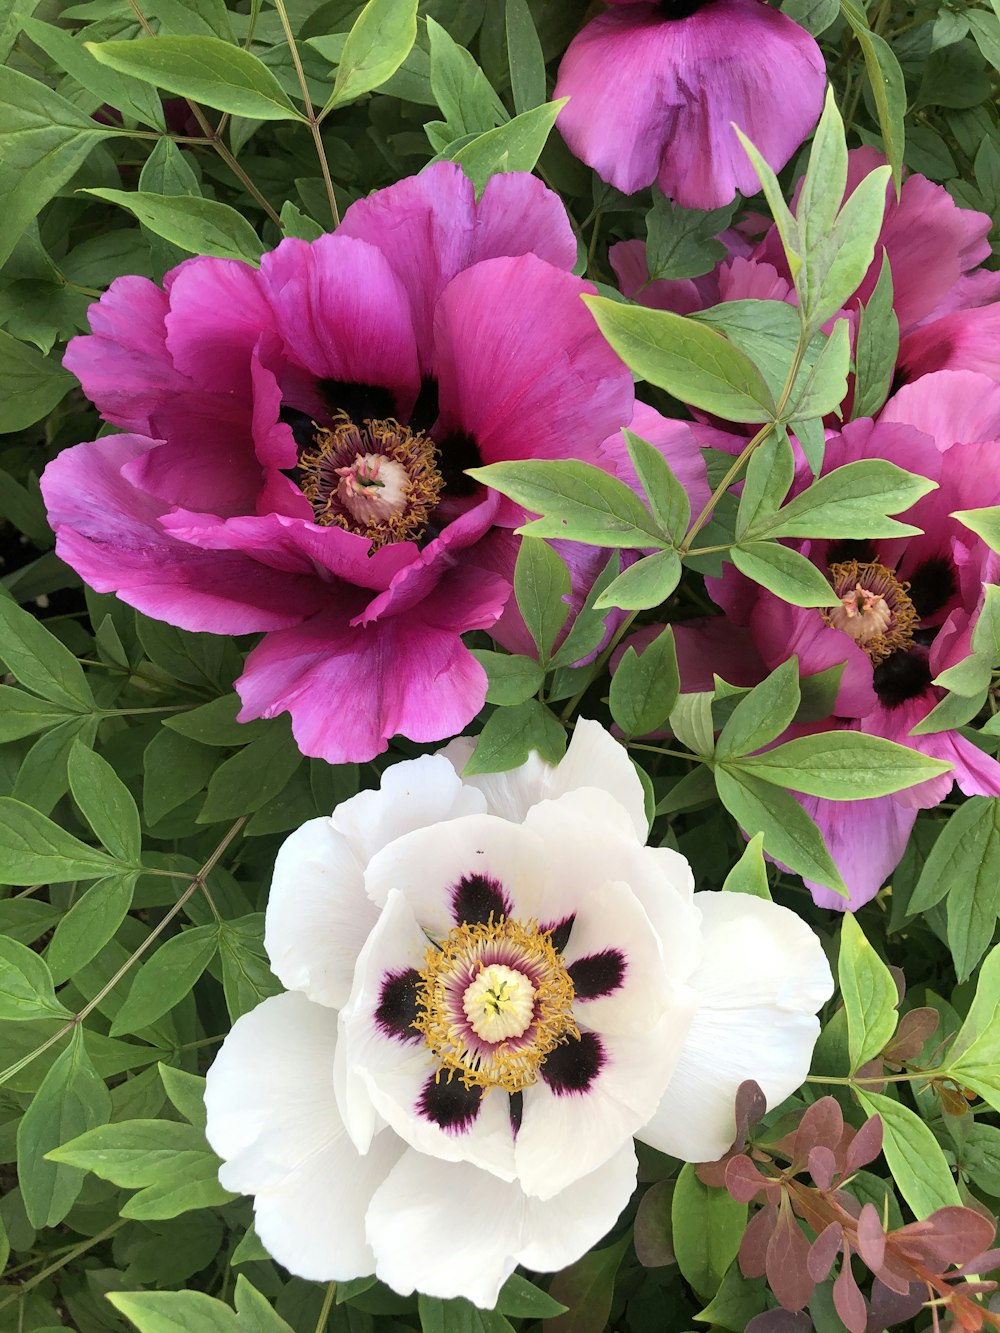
670;374;1000;909
41;166;635;764
553;0;825;208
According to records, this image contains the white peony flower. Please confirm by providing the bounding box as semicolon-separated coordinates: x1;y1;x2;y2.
204;720;833;1309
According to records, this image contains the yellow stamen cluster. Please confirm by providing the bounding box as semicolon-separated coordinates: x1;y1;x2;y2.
824;559;918;665
414;917;578;1095
298;412;444;549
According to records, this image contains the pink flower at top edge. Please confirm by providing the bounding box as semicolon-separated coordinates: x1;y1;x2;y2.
41;165;635;765
553;0;825;209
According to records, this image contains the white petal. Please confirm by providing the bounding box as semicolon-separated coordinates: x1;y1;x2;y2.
637;892;833;1162
514;1008;694;1200
264;817;376;1009
363;814;548;933
332;753;486;880
366;1143;637;1308
204;991;403;1280
341;890;517;1180
439;718;647;839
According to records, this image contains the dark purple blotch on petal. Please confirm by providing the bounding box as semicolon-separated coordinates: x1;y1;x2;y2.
541;1031;605;1095
375;969;421;1043
318;377;397;423
418;1073;483;1132
545;916;575;955
873;649;933;708
452;872;511;926
437;430;483;498
568;949;627;1000
659;0;709;17
906;555;956;619
509;1091;523;1137
409;377;440;435
825;538;876;567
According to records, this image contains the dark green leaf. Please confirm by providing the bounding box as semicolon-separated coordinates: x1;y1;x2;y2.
23;16;166;129
84;188;263;263
839;914;898;1071
852;253;899;420
0;797;119;885
645;193;735;281
67;742;141;863
197;724;302;822
514;538;570;665
110;926;219;1035
463;700;565;775
609;627;679;737
0;329;74;433
671;1163;746;1300
716;658;801;760
0;935;71;1021
505;0;545;114
46;872;138;984
0;596;93;710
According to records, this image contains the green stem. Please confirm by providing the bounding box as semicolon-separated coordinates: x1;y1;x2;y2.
0;1220;126;1311
314;1283;337;1333
273;0;339;228
0;819;246;1089
805;1070;936;1087
628;743;699;762
558;608;640;723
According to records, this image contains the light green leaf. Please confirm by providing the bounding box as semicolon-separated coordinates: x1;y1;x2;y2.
671;1163;746;1301
234;1277;296;1332
839;915;898;1071
856;1090;960;1217
470;459;663;548
763;459;935;540
788;318;852;419
463;700;566;776
514;538;570;665
109;1290;239;1333
670;692;716;759
734;732;952;799
797;86;848;249
734;430;794;541
86;35;304;120
722;833;771;899
645;192;735;281
852;253;899;420
84;188;263;263
324;0;418;112
583;298;776;423
623;428;691;542
732;127;803;282
715;767;846;895
158;1063;208;1130
731;542;840;608
449;100;565;192
840;2;906;191
472;651;544;706
505;0;545;115
804;171;891;331
610;627;679;738
953;505;1000;553
716;658;801;760
593;550;681;611
17;1027;110;1228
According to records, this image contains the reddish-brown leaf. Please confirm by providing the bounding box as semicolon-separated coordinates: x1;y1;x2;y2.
726;1154;767;1204
844;1113;883;1175
885;1007;939;1063
833;1252;868;1333
740;1204;778;1279
633;1180;675;1268
856;1202;887;1271
809;1145;837;1191
766;1208;815;1312
793;1097;844;1164
893;1207;998;1270
807;1221;843;1283
867;1276;928;1329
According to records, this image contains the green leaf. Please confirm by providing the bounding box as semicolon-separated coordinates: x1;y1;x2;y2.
806;175;891;332
609;627;679;738
908;685;987;737
732;129;803;283
418;1295;512;1333
763;459;935;540
164;695;269;746
463;700;566;776
0;686;74;742
0;797;120;885
855;1090;960;1217
734;732;952;799
84;188;263;263
793;416;826;477
953;505;1000;553
469;460;662;548
549;553;620;670
715;767;846;896
670;692;716;759
427;16;507;137
449;100;566;192
796;87;848;255
721;833;771;899
645;192;735;281
852;253;899;420
593;550;681;612
0;66;116;269
108;1290;239;1333
219;916;282;1021
0;329;74;433
736;429;795;542
158;1063;208;1131
234;1277;296;1333
788;318;852;418
934;584;1000;696
0;935;70;1021
730;542;840;608
967;10;1000;73
514;539;570;665
840;2;906;192
473;651;544;706
839;915;898;1071
121;1150;235;1219
908;798;1000;981
505;0;545;115
149;0;235;39
716;658;801;760
143;727;218;826
67;742;141;863
86;36;304;120
17;1027;110;1228
582;297;776;423
545;1236;629;1333
495;1275;565;1319
671;1163;746;1301
46;872;138;984
110;926;219;1036
23;16;166;130
278;199;324;241
0;592;94;710
323;0;418;112
623;428;691;542
197;724;302;822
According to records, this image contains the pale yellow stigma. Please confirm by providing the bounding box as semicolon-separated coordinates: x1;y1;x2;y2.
463;964;536;1042
298;413;444;549
414;917;578;1094
824;559;917;665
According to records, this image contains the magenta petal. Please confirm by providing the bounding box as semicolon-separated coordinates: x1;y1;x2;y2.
801;792;916;912
609;239;717;315
671;618;765;694
259;234;420;405
236;569;509;763
899;305;1000;382
748;597;877;718
339;164;577;372
40;435;326;632
599;401;715;517
881;370;1000;452
555;0;825;207
435;254;633;472
164;256;273;398
63;276;191;433
123;401;261;517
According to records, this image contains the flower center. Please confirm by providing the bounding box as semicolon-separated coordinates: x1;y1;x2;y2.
824;559;918;665
414;917;578;1094
298;412;444;548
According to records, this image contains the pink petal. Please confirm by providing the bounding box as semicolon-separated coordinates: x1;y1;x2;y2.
899;305;1000;382
881;370;1000;452
599;401;715;518
609;239;718;315
801;790;916;912
164;255;273;398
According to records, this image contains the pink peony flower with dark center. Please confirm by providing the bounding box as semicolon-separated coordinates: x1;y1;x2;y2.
41;165;635;764
553;0;826;208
